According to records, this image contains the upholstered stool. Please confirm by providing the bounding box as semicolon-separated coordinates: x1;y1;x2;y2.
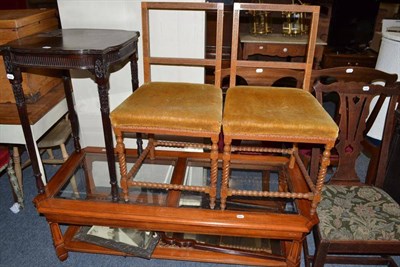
221;86;338;212
110;2;224;209
220;3;338;213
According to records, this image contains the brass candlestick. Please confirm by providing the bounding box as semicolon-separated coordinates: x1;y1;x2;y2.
250;10;272;35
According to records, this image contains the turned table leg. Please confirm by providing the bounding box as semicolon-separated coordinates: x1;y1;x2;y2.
49;222;68;261
285;239;303;267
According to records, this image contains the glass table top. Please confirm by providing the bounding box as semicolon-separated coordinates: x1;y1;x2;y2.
54;148;298;215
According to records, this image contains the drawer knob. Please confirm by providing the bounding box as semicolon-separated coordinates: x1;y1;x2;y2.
259;46;264;49
283;47;288;53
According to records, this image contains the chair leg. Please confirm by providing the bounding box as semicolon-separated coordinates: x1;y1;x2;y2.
221;138;232;210
311;144;333;215
302;235;311;267
47;149;55;161
312;240;330;267
209;136;219;209
7;158;24;210
310;147;320;183
116;133;129;202
12;146;23;194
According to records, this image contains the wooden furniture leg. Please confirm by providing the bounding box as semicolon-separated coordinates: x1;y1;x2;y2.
12;146;22;191
8;66;45;193
49;222;68;261
285;239;304;267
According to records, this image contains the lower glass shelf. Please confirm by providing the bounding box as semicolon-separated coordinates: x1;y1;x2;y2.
64;225;287;266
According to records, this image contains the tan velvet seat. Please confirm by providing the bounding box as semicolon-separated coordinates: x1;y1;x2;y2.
220;3;338;213
111;82;222;135
223;86;338;141
111;2;224;209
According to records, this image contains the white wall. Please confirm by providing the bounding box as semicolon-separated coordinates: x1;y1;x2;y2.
57;0;206;147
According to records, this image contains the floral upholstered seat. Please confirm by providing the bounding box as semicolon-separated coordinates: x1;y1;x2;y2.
317;185;400;241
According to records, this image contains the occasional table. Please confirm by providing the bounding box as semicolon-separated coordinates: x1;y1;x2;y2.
0;29;140;199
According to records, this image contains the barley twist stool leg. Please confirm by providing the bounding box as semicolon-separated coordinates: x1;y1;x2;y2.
116;134;129;202
311;143;333;215
221;138;232;210
209;136;219;209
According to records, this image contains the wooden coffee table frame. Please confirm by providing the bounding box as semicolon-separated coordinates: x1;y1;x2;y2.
1;27;320;267
34;147;318;266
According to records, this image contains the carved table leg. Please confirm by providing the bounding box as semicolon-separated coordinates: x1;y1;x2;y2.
5;60;44;193
62;70;81;152
94;60;119;202
130;53;143;155
49;222;68;261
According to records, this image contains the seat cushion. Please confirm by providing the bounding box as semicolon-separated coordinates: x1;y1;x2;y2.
317;185;400;241
110;82;222;134
223;86;338;142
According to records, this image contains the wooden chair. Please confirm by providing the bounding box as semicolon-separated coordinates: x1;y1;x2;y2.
13;115;79;198
110;2;224;208
303;80;400;267
301;67;398;184
221;2;338;213
0;146;24;212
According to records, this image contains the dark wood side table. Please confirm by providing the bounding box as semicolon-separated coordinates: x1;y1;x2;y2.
321;47;378;68
0;29;140;200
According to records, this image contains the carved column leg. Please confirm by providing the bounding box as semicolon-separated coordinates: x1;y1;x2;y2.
311;143;333;215
48;222;68;261
7;64;44;193
129;53;143;155
221;137;232;210
94;60;119;202
62;70;81;152
209;136;219;209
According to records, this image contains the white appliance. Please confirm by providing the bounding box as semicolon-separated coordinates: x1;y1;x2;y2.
368;19;400;140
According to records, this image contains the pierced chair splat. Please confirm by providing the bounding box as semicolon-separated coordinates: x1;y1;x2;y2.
302;66;398;184
110;2;224;208
221;3;338;213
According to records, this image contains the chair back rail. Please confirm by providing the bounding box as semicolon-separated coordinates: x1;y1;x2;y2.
311;66;398;134
221;67;304;89
229;3;320;91
141;1;224;87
